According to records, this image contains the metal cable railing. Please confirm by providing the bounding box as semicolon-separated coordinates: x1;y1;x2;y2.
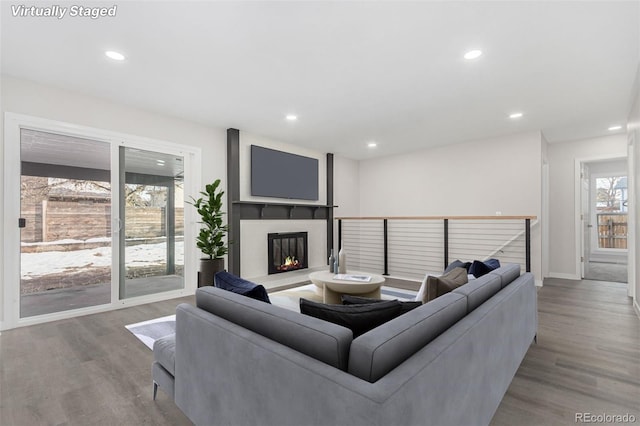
336;216;536;280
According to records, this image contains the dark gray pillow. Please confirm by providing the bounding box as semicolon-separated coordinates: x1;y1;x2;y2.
424;267;468;303
444;259;472;274
341;295;422;316
300;298;402;337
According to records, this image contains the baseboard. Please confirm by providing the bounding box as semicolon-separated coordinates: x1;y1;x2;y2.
547;272;581;280
634;300;640;321
535;279;543;287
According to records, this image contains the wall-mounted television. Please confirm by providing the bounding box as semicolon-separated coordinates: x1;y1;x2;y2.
251;145;319;201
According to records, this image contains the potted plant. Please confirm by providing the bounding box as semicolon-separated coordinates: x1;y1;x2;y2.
191;179;228;287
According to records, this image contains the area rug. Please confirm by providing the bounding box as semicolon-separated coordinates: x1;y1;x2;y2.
125;314;176;350
125;284;418;349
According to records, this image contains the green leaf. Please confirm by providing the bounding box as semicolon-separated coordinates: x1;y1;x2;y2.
191;179;228;259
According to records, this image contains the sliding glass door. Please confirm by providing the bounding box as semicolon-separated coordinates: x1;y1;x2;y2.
120;147;185;299
19;129;112;317
5;114;197;326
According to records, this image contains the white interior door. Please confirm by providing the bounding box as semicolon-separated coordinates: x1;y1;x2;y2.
581;163;591;278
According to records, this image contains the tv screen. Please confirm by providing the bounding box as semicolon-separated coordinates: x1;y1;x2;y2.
251;145;319;201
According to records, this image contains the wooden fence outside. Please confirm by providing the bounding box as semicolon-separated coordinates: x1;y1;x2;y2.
597;213;627;249
21;199;184;243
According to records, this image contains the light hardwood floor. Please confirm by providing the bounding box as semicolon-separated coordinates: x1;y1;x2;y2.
1;278;638;426
491;278;640;425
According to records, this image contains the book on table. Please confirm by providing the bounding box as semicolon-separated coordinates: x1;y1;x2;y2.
333;274;372;282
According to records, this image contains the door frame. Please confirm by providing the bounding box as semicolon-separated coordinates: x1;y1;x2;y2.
2;112;201;330
574;154;630;285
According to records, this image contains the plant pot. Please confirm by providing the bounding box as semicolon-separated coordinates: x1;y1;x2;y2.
198;258;225;287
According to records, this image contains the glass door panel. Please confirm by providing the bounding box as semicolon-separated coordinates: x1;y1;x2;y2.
120;147;184;299
19;129;112;317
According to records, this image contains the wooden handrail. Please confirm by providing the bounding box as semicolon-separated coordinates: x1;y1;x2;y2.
335;215;537;220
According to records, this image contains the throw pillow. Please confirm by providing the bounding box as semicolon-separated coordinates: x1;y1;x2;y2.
424;267;468;303
444;259;472;274
341;295;422;316
468;259;501;278
299;298;402;337
214;271;271;304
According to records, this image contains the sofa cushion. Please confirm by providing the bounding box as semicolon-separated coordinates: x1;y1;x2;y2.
468;259;501;278
153;333;176;376
196;287;353;370
453;273;502;313
214;271;271;304
348;292;467;383
444;259;472;274
300;298;402;337
488;263;521;288
424;267;468;303
341;295;422;316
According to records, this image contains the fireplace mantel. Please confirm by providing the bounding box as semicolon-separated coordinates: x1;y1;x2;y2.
232;201;337;220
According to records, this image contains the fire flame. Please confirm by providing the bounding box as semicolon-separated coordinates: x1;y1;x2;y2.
284;256;298;266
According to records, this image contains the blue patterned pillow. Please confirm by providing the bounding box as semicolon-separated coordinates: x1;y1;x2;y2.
214;271;271;304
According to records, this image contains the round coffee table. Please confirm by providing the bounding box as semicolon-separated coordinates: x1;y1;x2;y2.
309;271;385;304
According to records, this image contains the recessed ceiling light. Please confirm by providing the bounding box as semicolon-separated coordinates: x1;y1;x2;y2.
367;142;377;148
105;50;125;61
463;49;482;60
285;114;298;121
608;125;622;131
509;112;524;119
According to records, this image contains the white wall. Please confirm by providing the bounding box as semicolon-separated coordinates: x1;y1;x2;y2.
541;134;550;277
237;132;328;277
547;134;628;278
333;155;360;218
0;76;227;327
357;131;543;281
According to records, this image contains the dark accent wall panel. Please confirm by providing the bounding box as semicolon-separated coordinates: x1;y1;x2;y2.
227;128;241;275
326;153;334;261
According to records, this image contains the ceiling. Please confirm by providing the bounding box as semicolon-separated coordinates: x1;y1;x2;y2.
21;129;184;178
2;1;639;160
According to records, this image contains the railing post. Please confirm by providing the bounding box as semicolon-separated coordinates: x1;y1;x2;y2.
444;218;449;269
525;218;531;272
383;219;389;275
338;219;342;252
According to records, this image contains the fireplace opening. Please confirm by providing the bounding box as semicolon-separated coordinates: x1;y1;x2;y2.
268;232;308;274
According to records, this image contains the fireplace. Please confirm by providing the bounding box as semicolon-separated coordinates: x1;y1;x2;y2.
268;232;308;274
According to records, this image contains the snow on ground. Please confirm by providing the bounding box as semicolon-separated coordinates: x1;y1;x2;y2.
21;241;184;278
21;236;112;246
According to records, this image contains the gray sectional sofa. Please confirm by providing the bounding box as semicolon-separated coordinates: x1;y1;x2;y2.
153;263;537;426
